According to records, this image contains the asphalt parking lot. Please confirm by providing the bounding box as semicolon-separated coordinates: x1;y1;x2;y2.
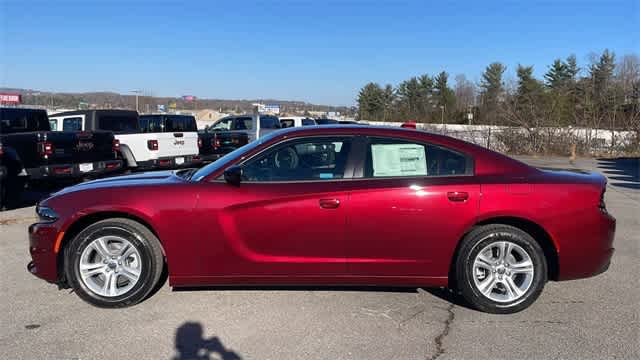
1;156;638;360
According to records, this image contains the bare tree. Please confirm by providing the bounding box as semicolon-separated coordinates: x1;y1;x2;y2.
454;74;476;112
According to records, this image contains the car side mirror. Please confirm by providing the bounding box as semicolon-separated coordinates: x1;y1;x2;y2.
224;165;243;186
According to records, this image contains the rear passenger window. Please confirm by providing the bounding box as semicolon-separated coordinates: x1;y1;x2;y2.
259;116;281;129
233;117;253;130
302;118;316;126
165;116;197;132
364;138;472;178
139;116;163;133
280;119;294;128
62;117;82;131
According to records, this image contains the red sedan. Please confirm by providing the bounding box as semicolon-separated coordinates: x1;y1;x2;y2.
28;126;615;313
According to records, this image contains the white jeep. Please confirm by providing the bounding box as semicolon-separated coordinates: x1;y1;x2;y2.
49;110;201;170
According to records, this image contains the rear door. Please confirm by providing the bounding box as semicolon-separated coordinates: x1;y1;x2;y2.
346;137;480;278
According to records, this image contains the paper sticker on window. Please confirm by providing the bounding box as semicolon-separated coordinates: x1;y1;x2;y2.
371;144;427;177
319;173;334;179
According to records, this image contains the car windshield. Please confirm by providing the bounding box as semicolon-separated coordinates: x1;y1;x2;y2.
190;130;283;181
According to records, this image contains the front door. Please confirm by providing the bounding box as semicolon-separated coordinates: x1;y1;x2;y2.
198;136;357;276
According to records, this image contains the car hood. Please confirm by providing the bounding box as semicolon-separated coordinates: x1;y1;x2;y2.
51;171;182;197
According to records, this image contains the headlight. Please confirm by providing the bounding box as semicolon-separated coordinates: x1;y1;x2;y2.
36;205;59;222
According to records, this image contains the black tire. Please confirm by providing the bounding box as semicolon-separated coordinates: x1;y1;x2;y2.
455;224;547;314
64;218;164;308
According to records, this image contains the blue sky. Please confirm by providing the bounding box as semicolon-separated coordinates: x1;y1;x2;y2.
1;0;638;106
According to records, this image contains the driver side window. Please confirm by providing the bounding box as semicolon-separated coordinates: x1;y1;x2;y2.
242;137;353;182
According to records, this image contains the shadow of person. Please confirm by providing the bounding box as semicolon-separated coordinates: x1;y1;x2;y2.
174;322;242;360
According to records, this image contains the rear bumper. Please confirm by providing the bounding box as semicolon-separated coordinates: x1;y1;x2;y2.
557;210;616;281
137;155;202;170
25;160;123;180
27;221;61;284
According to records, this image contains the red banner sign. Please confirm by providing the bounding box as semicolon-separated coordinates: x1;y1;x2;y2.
0;93;22;104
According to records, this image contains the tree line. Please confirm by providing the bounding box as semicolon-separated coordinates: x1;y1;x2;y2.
357;50;640;153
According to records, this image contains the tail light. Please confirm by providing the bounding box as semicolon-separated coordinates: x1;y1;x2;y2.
212;134;221;149
52;166;73;175
0;142;3;157
198;137;203;148
147;139;159;151
112;139;120;152
38;141;54;158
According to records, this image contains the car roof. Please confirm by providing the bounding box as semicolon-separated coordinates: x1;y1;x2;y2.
0;107;47;113
50;109;138;117
270;124;429;137
140;114;194;118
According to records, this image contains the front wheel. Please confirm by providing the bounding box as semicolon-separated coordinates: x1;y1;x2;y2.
64;218;164;308
455;224;547;314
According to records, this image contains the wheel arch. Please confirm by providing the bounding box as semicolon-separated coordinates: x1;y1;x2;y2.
56;211;165;286
448;216;559;288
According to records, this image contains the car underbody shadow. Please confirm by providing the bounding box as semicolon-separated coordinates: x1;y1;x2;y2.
171;284;477;310
172;284;420;294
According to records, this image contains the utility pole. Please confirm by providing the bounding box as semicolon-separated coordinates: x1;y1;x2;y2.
131;90;142;112
440;105;445;133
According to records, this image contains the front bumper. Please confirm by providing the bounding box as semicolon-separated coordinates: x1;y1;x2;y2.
26;160;123;180
27;221;62;284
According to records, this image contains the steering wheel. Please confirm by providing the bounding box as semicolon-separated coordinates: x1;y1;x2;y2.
274;147;299;170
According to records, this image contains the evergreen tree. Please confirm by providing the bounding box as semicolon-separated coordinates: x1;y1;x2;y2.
434;71;456;120
545;59;569;89
357;82;385;121
480;62;506;124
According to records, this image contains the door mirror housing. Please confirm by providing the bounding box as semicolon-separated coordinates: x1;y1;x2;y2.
224;165;243;186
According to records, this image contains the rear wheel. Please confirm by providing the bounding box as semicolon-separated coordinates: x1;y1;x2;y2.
64;218;164;308
455;224;547;314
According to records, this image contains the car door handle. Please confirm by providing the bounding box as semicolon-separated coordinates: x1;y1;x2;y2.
447;191;469;202
319;198;340;209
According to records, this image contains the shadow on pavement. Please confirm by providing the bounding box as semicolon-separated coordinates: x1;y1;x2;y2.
173;322;242;360
597;157;640;190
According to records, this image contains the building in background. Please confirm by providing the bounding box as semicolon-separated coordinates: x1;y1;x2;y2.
252;103;280;115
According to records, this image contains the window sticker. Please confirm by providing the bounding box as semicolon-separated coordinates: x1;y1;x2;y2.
371;144;427;177
319;173;334;179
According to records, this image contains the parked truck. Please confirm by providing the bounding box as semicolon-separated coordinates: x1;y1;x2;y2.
50;110;200;170
0;107;122;209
